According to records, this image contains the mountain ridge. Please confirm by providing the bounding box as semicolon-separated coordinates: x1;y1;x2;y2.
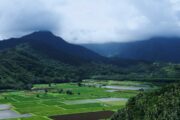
82;37;180;63
0;31;132;89
0;32;179;90
0;31;106;65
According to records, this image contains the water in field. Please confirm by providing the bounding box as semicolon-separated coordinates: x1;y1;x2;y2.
106;90;119;92
64;98;128;105
102;85;148;90
0;104;11;110
97;98;128;102
0;104;31;120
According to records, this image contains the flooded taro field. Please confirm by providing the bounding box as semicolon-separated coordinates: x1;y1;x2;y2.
0;80;157;120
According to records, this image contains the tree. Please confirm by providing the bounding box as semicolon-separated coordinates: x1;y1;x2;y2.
44;89;48;94
77;82;82;87
36;94;40;98
66;90;73;95
58;89;63;94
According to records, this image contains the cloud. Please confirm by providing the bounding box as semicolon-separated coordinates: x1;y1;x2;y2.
0;0;180;43
0;0;60;38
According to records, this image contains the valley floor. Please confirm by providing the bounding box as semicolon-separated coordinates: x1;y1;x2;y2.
0;80;157;120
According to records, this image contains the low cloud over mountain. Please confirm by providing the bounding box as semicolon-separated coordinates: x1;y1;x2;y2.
1;0;180;43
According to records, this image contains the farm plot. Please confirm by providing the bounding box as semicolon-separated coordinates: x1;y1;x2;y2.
0;81;156;120
64;98;128;105
0;104;31;120
50;111;114;120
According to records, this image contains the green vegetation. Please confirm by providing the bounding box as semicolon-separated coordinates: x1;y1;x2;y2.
0;30;179;120
111;83;180;120
0;32;180;90
0;81;152;120
0;44;180;90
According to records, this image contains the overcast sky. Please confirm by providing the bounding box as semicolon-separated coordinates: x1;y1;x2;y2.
0;0;180;43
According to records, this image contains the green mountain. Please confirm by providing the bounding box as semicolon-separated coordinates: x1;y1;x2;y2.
111;83;180;120
0;31;107;65
0;31;137;89
0;31;180;90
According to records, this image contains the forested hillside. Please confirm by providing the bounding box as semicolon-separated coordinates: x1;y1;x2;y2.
0;43;123;89
111;83;180;120
0;32;180;90
0;32;127;89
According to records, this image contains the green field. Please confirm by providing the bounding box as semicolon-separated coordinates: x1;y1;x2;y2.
0;80;156;120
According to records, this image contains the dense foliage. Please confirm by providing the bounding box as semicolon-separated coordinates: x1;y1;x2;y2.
0;31;180;90
0;44;122;89
0;43;180;90
111;83;180;120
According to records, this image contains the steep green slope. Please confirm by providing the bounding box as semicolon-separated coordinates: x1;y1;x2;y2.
1;43;180;90
0;31;106;65
0;44;76;89
111;83;180;120
0;31;180;90
0;43;125;89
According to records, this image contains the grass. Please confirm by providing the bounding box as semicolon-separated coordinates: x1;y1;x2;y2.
0;80;154;120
